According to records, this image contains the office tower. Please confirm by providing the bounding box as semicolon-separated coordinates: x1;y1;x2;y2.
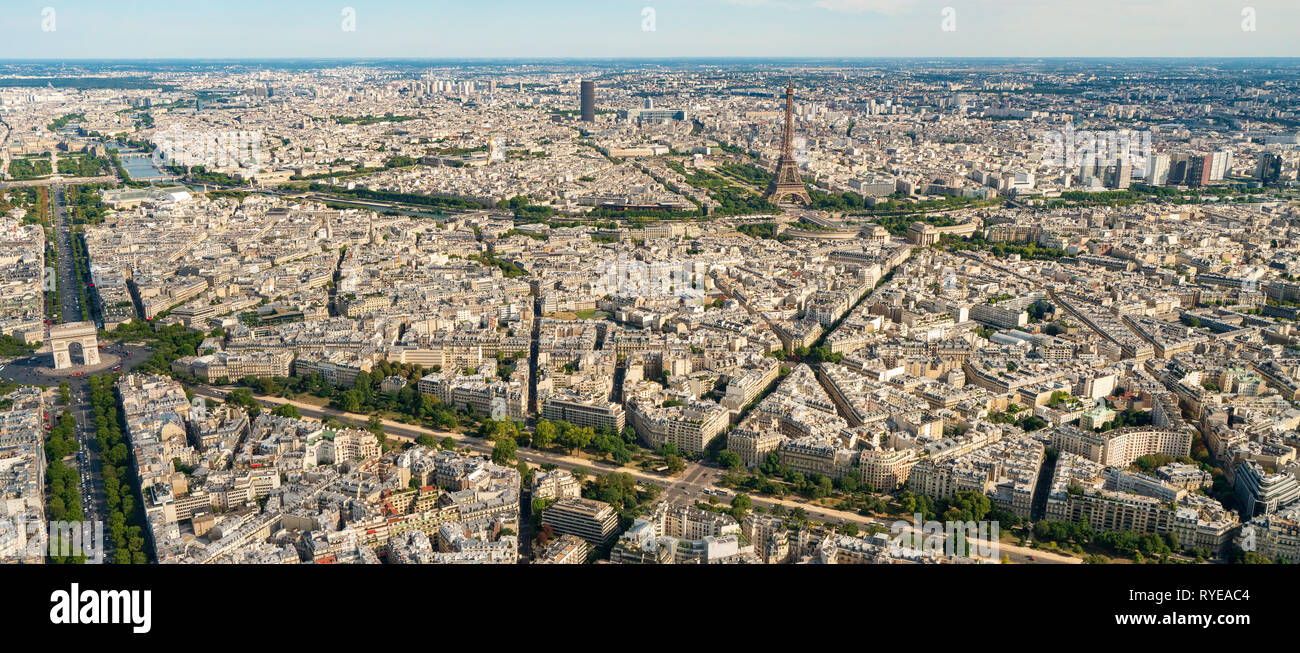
1146;152;1170;185
1186;154;1212;187
1166;153;1190;185
580;80;596;122
1209;150;1232;181
764;81;811;205
1105;161;1132;189
1257;153;1283;183
1079;161;1101;186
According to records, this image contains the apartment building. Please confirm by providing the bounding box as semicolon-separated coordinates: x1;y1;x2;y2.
541;498;620;546
858;447;918;491
628;400;730;454
1049;425;1192;468
541;394;626;433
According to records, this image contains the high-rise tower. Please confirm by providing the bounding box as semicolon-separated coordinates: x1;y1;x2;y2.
765;81;811;205
580;80;596;122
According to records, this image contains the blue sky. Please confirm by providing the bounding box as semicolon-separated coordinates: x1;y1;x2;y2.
1;0;1297;59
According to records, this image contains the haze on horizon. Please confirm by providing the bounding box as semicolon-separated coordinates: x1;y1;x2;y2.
0;0;1297;61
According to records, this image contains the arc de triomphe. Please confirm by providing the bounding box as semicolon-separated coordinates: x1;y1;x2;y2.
49;321;100;370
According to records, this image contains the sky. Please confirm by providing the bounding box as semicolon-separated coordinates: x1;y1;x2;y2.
0;0;1297;60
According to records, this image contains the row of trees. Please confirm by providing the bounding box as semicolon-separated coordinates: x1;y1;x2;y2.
1032;519;1190;562
227;368;465;441
531;418;643;466
89;374;150;564
301;182;493;211
45;410;86;563
942;233;1070;261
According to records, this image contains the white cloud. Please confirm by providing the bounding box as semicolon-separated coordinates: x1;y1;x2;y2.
813;0;919;15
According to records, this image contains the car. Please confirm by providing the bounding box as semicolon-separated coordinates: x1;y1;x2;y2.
1027;556;1035;561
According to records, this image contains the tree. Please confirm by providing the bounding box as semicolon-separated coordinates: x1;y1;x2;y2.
272;403;300;419
366;414;386;449
593;472;640;511
536;523;555;546
666;454;686;475
533;419;557;449
816;475;833;498
339;390;363;413
492;436;517;465
559;424;594;453
718;450;743;470
730;493;752;520
225;388;260;416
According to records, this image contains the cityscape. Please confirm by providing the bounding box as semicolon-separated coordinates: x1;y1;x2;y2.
1;1;1299;578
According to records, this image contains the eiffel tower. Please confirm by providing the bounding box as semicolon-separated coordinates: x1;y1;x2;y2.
764;80;811;206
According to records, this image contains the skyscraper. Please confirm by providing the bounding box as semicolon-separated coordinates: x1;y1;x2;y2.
1256;153;1282;184
1186;154;1212;187
1146;152;1170;185
580;81;596;122
1105;161;1132;190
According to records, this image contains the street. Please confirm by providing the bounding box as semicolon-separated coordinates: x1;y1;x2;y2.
189;385;1075;563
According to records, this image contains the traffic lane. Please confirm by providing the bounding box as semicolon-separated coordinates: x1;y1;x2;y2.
0;343;151;385
189;387;1070;560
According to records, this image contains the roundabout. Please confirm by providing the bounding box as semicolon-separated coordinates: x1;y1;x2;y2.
0;342;152;386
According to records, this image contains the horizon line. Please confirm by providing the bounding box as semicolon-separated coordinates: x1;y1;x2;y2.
3;56;1300;62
